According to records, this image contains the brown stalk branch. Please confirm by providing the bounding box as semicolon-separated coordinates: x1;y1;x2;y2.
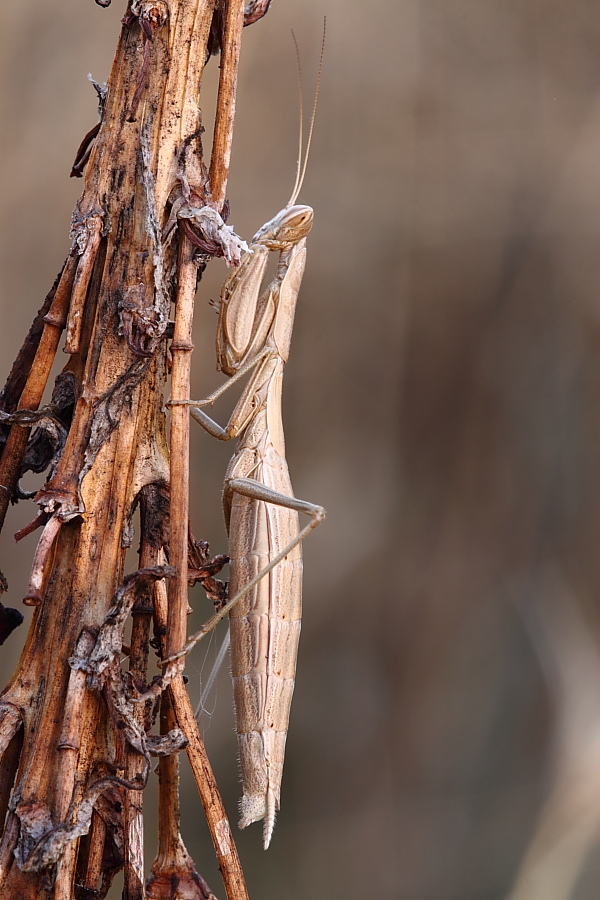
209;0;246;209
79;809;107;896
122;490;163;900
0;267;62;415
0;254;76;533
153;566;247;900
169;677;249;900
55;630;99;821
166;231;249;896
53;630;98;900
0;0;268;893
167;232;196;670
64;216;103;355
147;691;217;900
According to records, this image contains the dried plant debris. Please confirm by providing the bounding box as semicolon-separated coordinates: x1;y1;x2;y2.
35;359;149;522
0;0;262;894
118;283;167;358
71;122;101;179
8;570;192;876
13;775;141;874
70;569;188;751
0;401;71;503
74;568;174;684
124;2;170;122
17;372;76;493
162;178;248;267
187;536;228;608
0;602;23;645
146;864;219;900
208;0;273;57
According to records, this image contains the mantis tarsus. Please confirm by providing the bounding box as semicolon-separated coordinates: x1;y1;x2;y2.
177;36;326;850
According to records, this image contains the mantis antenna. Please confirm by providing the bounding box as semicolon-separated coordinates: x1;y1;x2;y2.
287;18;326;208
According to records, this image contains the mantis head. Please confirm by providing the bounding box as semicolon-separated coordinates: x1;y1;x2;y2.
252;204;314;249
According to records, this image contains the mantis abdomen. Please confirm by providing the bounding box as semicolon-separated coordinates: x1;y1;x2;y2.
227;433;302;843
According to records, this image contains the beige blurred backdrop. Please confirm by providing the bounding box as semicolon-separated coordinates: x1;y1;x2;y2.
4;2;600;898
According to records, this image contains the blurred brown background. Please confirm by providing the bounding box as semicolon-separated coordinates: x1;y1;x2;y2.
3;1;600;898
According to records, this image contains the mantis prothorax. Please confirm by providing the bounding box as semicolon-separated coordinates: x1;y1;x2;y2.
172;30;326;849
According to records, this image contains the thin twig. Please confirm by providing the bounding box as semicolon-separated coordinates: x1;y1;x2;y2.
54;630;97;900
80;811;107;894
169;676;249;900
147;691;217;899
0;267;62;415
209;0;245;209
122;492;162;900
0;254;76;533
167;233;195;672
168;230;248;899
64;215;103;354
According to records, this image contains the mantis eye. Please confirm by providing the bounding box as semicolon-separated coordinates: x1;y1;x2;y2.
279;205;314;240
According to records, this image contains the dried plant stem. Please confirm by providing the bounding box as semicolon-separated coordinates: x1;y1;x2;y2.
0;0;274;894
123;496;161;900
0;256;75;533
0;705;22;838
167;234;248;899
123;636;151;897
169;677;248;900
0;268;60;413
80;810;106;894
64;218;102;354
209;0;245;209
53;629;97;899
147;691;217;900
167;233;196;670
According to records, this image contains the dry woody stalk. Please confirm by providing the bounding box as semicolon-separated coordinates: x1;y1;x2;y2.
0;1;277;897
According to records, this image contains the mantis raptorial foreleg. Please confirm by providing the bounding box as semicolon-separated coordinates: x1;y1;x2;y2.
187;347;272;439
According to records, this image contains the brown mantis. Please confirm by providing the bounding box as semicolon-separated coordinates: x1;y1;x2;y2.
170;36;326;849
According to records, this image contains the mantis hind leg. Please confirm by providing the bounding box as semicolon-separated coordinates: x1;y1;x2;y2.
162;479;325;663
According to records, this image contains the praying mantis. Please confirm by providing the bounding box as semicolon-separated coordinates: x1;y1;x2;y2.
182;39;326;850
